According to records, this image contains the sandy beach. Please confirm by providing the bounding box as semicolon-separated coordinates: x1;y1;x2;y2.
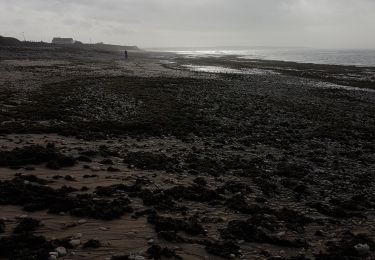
0;46;375;260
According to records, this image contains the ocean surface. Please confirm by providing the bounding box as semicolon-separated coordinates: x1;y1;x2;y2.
166;48;375;67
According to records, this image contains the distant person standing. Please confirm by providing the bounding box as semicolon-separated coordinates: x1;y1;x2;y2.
124;49;128;60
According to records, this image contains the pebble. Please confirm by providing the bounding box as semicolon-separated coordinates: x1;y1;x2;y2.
49;252;58;257
77;219;87;224
229;254;236;259
70;239;81;248
100;227;109;231
315;230;325;236
354;243;370;256
147;239;154;244
55;247;67;257
129;256;145;260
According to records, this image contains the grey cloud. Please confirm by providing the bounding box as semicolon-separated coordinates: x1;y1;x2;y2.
0;0;374;48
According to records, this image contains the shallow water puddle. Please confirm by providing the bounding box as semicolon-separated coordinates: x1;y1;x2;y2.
314;82;375;93
159;60;176;64
182;64;274;75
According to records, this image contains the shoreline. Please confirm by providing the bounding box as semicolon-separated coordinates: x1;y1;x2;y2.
157;47;375;67
162;52;375;91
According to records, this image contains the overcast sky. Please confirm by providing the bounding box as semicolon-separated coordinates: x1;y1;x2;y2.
1;0;374;48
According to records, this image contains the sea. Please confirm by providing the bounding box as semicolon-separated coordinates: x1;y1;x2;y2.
160;47;375;67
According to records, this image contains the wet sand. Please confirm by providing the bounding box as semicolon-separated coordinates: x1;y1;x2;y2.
0;46;374;260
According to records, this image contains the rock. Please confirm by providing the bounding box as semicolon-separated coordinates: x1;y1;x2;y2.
315;230;325;237
112;255;130;260
146;245;181;259
147;239;155;244
354;243;370;256
83;239;101;249
107;166;120;172
49;252;58;257
0;219;5;233
205;241;241;258
276;231;286;238
77;219;87;224
147;214;206;236
81;186;89;191
0;145;75;169
124;151;176;171
69;239;81;248
100;159;114;165
193;177;207;186
77;155;92;162
55;246;67;257
64;175;75;181
129;256;145;260
13;217;41;234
